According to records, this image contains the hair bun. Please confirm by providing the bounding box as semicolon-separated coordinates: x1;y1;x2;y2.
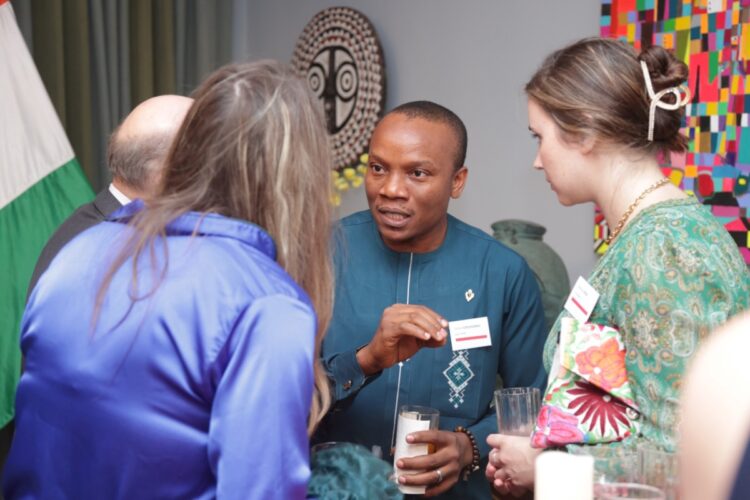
638;45;688;91
526;37;689;154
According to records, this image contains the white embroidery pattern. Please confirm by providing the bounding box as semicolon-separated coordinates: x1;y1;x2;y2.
443;350;474;409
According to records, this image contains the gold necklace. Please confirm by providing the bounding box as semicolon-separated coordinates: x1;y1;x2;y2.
605;177;670;245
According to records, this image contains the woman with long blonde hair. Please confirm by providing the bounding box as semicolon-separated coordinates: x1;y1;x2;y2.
4;60;333;499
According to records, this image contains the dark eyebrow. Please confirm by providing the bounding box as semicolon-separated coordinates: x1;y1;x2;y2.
368;153;433;169
404;160;434;168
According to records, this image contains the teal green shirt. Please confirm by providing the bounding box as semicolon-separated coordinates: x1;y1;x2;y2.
319;211;547;499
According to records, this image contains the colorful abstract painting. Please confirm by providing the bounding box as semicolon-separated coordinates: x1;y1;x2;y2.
598;0;750;262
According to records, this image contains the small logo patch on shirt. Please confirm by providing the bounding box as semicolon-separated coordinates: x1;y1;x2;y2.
465;289;475;302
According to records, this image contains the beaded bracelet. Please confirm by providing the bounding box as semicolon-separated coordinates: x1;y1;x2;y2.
454;425;481;481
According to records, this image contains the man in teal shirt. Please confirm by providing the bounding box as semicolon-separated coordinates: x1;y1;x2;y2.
319;101;547;498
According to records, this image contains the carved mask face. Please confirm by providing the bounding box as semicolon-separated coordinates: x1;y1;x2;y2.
308;46;358;134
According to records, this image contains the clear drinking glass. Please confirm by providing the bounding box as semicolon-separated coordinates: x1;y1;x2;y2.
638;445;678;500
494;387;541;436
392;405;439;495
568;446;640;485
594;482;665;499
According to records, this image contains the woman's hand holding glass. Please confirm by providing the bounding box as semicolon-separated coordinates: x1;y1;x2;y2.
486;434;540;496
486;387;541;496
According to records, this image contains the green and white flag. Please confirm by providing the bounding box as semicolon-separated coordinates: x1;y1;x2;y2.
0;0;94;427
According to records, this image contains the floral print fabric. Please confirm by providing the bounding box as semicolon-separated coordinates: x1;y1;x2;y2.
543;197;750;453
532;318;639;448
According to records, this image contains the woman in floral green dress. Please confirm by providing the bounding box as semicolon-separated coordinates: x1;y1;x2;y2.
485;37;750;496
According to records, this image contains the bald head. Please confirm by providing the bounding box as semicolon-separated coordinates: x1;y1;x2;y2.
108;95;193;199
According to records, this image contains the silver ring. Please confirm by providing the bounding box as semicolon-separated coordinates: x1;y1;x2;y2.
435;468;443;484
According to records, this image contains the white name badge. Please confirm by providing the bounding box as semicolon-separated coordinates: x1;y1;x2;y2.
448;316;492;351
563;276;600;323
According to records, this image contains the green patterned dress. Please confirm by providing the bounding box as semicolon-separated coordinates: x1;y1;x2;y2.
543;197;750;453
